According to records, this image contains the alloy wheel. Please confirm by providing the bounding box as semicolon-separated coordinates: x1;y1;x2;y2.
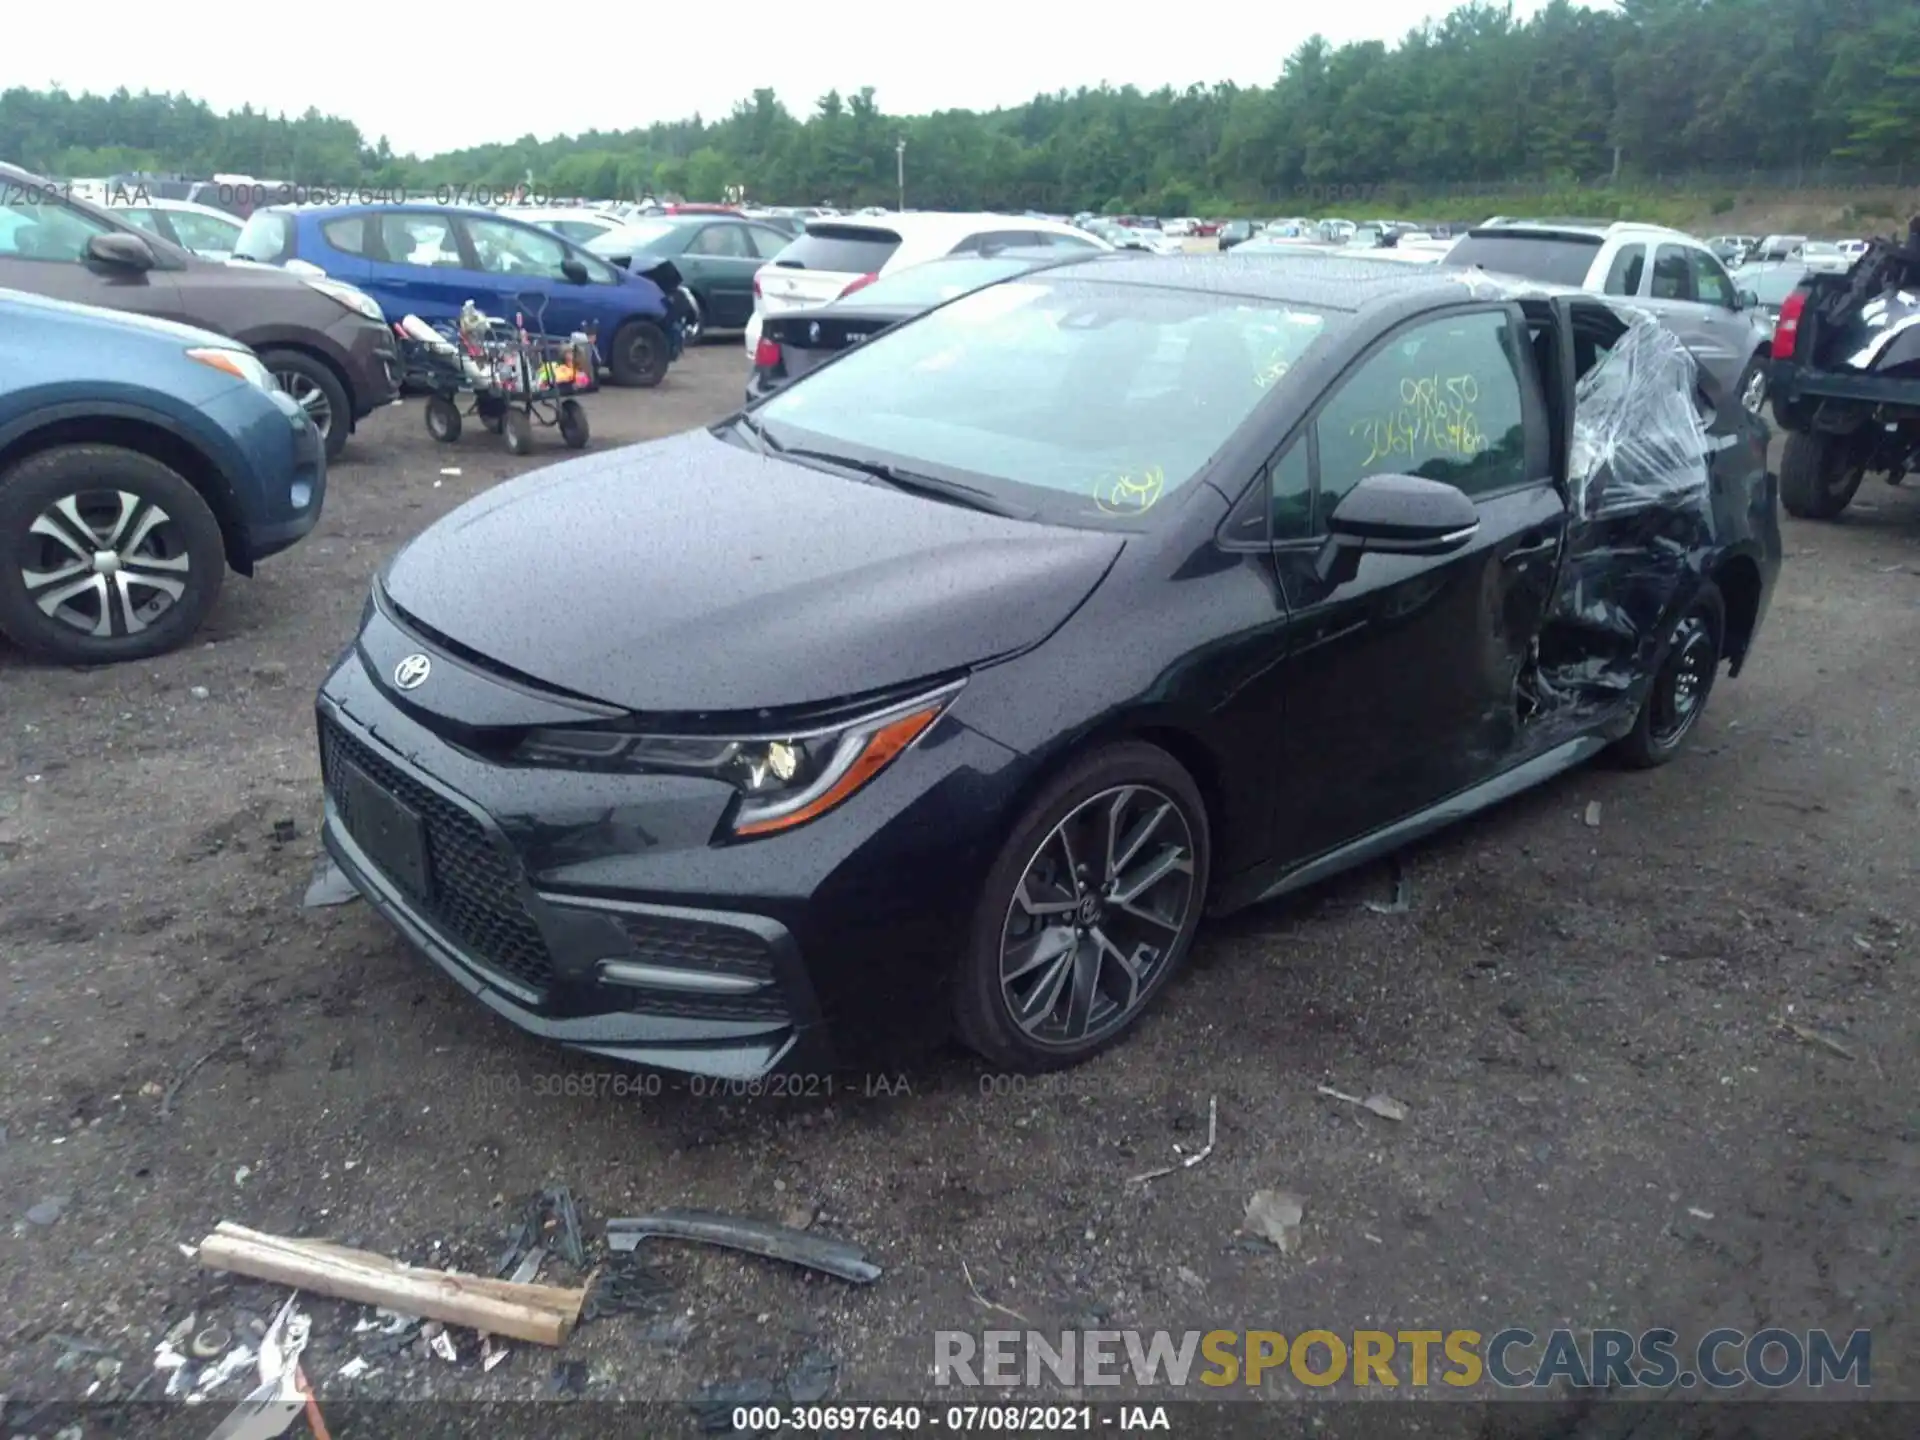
1648;614;1715;746
274;368;333;439
999;785;1196;1047
1740;366;1767;414
21;489;192;637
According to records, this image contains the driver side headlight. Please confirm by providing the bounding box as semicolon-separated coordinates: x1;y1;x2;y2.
515;680;962;838
187;347;276;391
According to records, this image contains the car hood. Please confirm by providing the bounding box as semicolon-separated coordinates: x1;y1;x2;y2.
381;429;1124;714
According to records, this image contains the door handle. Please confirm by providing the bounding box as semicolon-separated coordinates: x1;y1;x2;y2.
1502;536;1559;565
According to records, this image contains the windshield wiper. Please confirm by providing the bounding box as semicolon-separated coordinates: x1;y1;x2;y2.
779;448;1034;519
728;411;785;455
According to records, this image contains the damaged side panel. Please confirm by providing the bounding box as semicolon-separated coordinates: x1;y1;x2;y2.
1521;301;1770;725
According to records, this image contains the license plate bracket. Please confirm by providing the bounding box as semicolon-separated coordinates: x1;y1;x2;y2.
336;757;433;900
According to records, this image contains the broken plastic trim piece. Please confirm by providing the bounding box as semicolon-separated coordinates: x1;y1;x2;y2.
604;1209;882;1283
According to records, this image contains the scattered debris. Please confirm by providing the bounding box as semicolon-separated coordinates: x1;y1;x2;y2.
439;467;462;477
1175;1266;1204;1289
692;1378;775;1430
785;1350;838;1403
190;686;211;700
196;1221;589;1346
604;1208;881;1283
640;1314;693;1346
582;1255;671;1320
781;1200;820;1231
302;853;360;908
481;1335;509;1372
271;819;298;845
1362;858;1412;914
1584;801;1603;828
192;1324;233;1359
496;1186;588;1277
1129;1095;1219;1183
160;1047;219;1119
25;1195;68;1226
1773;1014;1856;1061
548;1358;588;1397
336;1357;370;1380
1687;1207;1715;1220
960;1259;1029;1324
154;1342;188;1372
50;1333;117;1357
1245;1190;1305;1255
1316;1085;1409;1122
429;1327;458;1363
235;1166;253;1187
190;1342;257;1399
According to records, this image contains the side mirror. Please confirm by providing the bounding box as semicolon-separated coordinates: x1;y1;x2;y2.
1315;473;1478;584
560;256;590;284
1735;288;1758;310
87;231;155;272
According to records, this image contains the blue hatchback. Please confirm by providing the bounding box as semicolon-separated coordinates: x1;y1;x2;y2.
234;205;684;387
0;286;325;664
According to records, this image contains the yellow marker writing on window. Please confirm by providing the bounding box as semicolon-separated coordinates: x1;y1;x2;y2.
1094;465;1166;515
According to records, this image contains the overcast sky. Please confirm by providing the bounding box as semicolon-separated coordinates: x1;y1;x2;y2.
8;1;1573;157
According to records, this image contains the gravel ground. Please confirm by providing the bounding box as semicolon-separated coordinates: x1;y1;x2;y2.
1;341;1916;1427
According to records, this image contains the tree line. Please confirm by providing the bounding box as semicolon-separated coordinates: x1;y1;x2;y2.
4;0;1917;215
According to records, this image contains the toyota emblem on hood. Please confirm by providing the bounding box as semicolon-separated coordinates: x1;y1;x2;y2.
393;654;432;690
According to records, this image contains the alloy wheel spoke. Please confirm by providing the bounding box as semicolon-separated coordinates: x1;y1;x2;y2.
22;558;91;591
1109;795;1171;879
34;574;112;635
1089;926;1142;1010
1110;846;1191;907
120;501;173;557
1015;876;1078;918
28;507;95;565
1062;939;1100;1039
1004;925;1076;983
1017;941;1076;1026
113;570;187;633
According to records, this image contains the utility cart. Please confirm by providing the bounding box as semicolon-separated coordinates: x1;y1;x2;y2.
395;294;599;455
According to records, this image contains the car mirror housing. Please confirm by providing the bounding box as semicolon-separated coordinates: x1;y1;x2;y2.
561;256;590;284
1735;288;1758;311
87;231;156;272
1316;473;1479;584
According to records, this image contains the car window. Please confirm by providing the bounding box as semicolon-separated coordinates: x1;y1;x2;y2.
755;277;1329;527
546;219;609;244
379;213;461;266
117;208;164;237
1448;232;1603;287
1312;308;1530;524
835;256;1041;309
1269;438;1312;541
1737;264;1806;307
1687;247;1734;307
585;219;680;256
953;230;1041;254
686;224;751;258
1603;244;1646;296
744;225;790;259
774;225;901;273
320;217;367;255
1041;231;1100;250
0;197;112;262
168;211;241;253
459;217;572;277
1650;245;1694;301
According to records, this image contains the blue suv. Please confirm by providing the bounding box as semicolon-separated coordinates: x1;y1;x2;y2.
235;205;684;387
0;287;325;664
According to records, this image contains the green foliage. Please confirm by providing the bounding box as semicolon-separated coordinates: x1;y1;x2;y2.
4;0;1917;212
1710;194;1736;214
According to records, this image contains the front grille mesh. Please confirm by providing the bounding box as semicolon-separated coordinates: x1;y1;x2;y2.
321;718;554;995
614;911;775;982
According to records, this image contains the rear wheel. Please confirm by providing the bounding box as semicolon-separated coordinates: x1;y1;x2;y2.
1614;582;1724;769
261;351;351;461
955;742;1210;1071
1779;430;1865;519
1736;353;1769;415
0;445;226;664
609;319;670;387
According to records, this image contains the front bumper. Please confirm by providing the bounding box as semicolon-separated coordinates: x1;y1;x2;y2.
331;312;403;419
315;616;1024;1079
212;381;327;565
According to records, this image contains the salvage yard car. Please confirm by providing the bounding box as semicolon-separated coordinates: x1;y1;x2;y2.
1767;219;1920;519
0;163;400;461
0;287;325;663
315;252;1778;1080
233;203;683;387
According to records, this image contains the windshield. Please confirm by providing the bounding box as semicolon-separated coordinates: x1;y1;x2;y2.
587;220;679;255
837;256;1042;309
754;277;1329;525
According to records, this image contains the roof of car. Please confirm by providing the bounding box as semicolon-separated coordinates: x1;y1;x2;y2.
105;196;237;219
1037;251;1572;311
806;211;1091;239
1472;219;1692;241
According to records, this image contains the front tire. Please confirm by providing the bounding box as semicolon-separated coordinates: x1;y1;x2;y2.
1779;430;1865;519
955;742;1210;1071
557;399;590;449
502;408;533;456
262;351;352;461
0;445;226;664
424;395;461;442
608;319;670;387
1613;581;1724;769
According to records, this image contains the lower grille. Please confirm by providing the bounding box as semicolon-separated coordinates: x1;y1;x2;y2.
321;718;554;995
612;911;776;983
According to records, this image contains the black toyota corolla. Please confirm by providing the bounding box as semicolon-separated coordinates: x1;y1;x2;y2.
318;253;1780;1079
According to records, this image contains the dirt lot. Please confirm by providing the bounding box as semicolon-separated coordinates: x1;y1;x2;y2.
2;340;1917;1426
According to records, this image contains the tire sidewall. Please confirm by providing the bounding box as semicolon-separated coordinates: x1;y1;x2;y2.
425;396;460;442
610;320;669;387
0;446;225;664
1627;582;1725;763
260;351;352;461
959;741;1210;1070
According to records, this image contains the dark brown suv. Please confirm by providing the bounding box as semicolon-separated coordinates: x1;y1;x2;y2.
0;164;399;459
